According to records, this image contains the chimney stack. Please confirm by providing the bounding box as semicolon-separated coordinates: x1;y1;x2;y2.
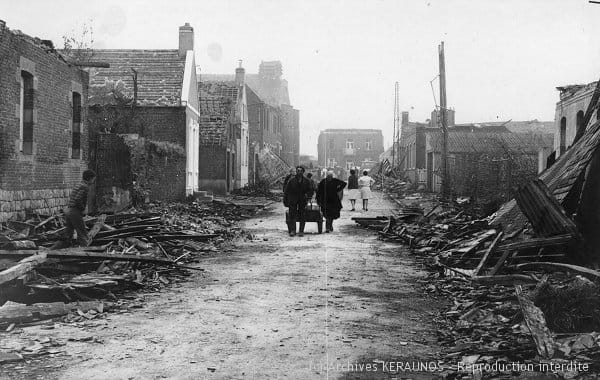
178;23;194;57
401;111;409;128
235;60;245;86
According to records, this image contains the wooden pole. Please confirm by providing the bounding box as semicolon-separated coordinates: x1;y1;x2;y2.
438;42;449;197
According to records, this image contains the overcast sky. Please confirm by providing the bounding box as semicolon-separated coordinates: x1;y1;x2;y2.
2;0;599;156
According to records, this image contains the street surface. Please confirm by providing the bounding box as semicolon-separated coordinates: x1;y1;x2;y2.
4;191;444;380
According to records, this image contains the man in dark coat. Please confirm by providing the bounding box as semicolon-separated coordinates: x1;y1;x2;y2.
283;166;314;237
316;171;347;233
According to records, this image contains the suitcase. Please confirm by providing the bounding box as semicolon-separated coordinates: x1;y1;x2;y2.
285;200;323;234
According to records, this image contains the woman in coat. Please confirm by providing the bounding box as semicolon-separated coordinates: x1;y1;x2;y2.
346;169;359;211
316;171;347;233
358;170;374;211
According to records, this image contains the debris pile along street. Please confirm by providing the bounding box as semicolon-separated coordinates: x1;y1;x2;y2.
0;197;274;363
353;185;600;379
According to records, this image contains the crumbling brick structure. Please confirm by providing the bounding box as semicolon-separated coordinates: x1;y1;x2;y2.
0;20;89;221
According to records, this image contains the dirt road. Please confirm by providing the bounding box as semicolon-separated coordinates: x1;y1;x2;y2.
3;191;445;379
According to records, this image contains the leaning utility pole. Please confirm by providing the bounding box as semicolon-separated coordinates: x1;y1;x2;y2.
438;42;449;197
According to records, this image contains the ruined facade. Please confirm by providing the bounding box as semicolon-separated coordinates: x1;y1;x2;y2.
86;23;200;207
246;86;285;185
0;21;89;221
317;129;384;171
199;61;299;186
198;68;249;194
554;82;598;156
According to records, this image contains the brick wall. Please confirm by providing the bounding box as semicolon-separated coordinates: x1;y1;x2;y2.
88;106;187;202
0;22;89;221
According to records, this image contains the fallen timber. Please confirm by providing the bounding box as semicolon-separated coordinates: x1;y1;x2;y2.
0;249;177;265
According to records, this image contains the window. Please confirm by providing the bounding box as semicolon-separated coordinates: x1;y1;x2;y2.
346;162;354;169
576;110;585;136
72;92;82;159
20;71;34;155
559;117;566;154
327;158;335;167
365;139;372;150
346;139;354;149
328;139;334;150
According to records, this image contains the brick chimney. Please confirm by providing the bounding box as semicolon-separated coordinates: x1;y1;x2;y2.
178;23;194;57
401;112;409;128
235;60;245;86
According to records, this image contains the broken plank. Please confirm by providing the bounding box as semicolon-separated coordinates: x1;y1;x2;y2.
86;214;107;246
0;301;107;325
0;253;47;285
471;274;538;285
473;232;504;276
515;285;555;359
487;249;513;276
514;262;600;280
494;234;574;253
0;250;175;265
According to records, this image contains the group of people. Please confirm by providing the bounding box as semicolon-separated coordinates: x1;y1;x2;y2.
283;166;374;236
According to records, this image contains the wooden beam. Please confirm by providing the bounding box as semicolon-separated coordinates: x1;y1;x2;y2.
515;285;555;359
86;214;106;246
514;262;600;280
487;249;513;276
473;232;503;276
494;234;573;253
0;301;107;324
471;274;538;285
0;250;175;265
0;253;47;285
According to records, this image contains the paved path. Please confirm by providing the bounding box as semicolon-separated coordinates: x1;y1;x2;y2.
3;191;444;380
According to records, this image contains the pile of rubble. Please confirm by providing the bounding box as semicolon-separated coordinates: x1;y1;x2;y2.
353;189;600;378
0;197;273;342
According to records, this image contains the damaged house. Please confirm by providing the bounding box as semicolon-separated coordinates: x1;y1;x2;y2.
86;23;200;208
199;61;299;187
197;66;249;194
397;111;554;202
0;21;89;221
493;79;600;261
554;81;599;156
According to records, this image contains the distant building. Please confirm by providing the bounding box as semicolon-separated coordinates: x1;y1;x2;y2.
0;20;89;221
554;82;598;156
396;111;554;202
317;129;384;171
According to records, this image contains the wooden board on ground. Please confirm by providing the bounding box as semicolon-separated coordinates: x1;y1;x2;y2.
0;253;47;285
0;301;107;324
0;250;175;265
515;285;555;359
514;262;600;280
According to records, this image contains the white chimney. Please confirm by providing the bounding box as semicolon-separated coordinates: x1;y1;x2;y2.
178;23;194;57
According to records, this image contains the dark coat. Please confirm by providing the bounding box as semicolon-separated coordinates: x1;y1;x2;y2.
284;175;314;205
347;174;358;190
316;178;347;219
